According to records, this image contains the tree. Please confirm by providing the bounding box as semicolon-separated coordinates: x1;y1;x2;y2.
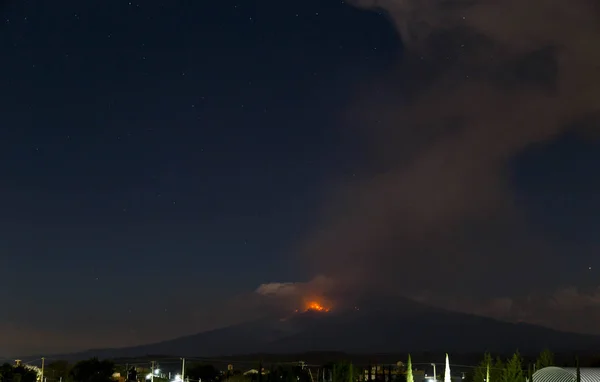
70;359;114;382
493;357;505;382
186;364;219;382
126;368;137;382
0;364;13;382
47;360;72;382
444;354;451;382
330;362;358;382
268;365;305;382
502;352;524;382
535;350;554;371
227;375;250;382
257;362;263;382
406;355;414;382
15;367;37;382
473;353;495;382
0;365;38;382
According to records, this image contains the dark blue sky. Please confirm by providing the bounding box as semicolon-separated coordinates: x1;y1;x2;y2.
0;0;400;354
513;132;600;249
1;0;600;355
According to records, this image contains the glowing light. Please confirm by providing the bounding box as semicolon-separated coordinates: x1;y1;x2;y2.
305;301;330;312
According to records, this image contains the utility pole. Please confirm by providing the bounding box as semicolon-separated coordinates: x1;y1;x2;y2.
181;358;186;382
41;357;45;382
431;364;436;382
151;361;156;382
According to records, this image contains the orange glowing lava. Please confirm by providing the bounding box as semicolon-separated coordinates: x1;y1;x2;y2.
305;301;330;312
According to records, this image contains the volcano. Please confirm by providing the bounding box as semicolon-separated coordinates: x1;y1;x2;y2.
64;295;600;359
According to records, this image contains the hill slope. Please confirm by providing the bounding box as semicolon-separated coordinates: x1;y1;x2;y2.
65;297;600;358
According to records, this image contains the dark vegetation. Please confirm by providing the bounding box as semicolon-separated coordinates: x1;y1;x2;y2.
0;364;39;382
3;350;599;382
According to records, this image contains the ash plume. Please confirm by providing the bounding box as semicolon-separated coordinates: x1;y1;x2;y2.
299;0;600;305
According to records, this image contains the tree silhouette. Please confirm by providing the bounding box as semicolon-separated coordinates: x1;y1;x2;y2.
186;364;219;382
330;362;358;382
535;350;554;371
126;367;137;382
47;361;72;382
0;364;38;382
502;352;524;382
268;365;305;382
473;353;493;382
70;358;114;382
406;355;414;382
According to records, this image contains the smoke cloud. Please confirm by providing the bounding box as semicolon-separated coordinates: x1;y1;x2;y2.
298;0;600;307
414;286;600;335
254;276;337;310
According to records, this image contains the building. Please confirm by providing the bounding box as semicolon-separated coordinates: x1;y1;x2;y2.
533;366;600;382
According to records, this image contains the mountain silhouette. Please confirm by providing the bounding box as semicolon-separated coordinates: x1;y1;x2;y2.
60;296;600;359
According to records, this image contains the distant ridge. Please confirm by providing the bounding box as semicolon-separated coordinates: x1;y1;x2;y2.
44;296;600;360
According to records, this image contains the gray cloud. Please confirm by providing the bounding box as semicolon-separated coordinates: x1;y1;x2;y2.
414;286;600;335
294;0;600;328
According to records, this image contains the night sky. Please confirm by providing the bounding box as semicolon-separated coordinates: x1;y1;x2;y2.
2;0;600;356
